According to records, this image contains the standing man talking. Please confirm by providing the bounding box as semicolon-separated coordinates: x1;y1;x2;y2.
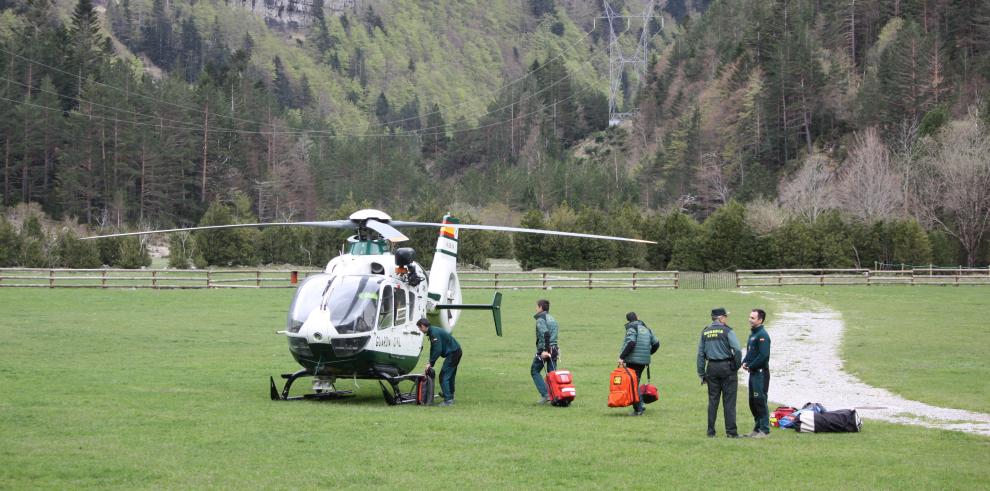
742;309;772;438
618;312;660;416
696;308;742;438
531;299;559;404
418;318;462;407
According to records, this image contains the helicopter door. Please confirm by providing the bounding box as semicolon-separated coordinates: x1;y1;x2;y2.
393;288;407;326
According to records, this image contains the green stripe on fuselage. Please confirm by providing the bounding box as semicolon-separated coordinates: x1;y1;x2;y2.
288;341;419;378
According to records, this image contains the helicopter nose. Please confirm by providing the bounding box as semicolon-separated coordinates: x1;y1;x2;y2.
299;310;334;345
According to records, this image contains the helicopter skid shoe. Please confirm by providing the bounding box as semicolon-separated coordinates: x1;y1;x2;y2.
269;370;354;401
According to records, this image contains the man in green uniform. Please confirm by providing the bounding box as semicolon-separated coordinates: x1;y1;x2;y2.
417;318;462;407
742;308;772;438
618;312;660;416
531;299;559;404
696;308;742;438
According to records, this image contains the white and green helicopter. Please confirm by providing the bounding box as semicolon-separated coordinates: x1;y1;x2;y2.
87;209;653;404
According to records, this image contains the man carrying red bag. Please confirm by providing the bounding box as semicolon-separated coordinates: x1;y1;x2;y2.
618;312;660;416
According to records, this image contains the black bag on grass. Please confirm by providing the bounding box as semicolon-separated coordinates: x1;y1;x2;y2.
796;409;863;433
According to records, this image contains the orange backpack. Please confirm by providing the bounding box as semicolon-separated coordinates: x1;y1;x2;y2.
607;366;640;407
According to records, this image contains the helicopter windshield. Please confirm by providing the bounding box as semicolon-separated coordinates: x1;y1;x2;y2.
326;276;382;334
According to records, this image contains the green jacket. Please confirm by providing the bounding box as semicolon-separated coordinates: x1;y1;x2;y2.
696;321;742;377
426;326;461;366
534;312;558;352
742;324;771;370
619;320;660;365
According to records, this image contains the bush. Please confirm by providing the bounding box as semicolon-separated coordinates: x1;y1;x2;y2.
194;200;258;266
928;230;959;266
116;237;152;269
0;215;21;266
514;209;549;270
53;230;101;268
168;233;194;269
18;215;47;267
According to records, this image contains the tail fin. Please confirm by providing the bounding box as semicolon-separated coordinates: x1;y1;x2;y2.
427;214;462;330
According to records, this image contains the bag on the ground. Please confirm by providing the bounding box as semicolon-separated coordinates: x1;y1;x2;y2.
795;409;863;433
546;369;576;407
801;402;827;413
639;365;658;404
416;368;435;405
771;406;797;427
608;366;639;408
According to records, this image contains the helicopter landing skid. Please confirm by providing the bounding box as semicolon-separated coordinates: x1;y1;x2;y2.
377;373;428;406
269;370;354;401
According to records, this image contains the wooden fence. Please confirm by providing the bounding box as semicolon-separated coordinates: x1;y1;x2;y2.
458;271;679;290
1;267;988;289
737;268;990;287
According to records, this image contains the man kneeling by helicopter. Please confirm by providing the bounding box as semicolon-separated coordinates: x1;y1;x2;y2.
417;318;462;406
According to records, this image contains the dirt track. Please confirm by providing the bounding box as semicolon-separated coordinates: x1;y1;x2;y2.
736;290;990;437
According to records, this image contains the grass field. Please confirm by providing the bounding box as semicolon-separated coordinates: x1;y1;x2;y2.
1;287;988;488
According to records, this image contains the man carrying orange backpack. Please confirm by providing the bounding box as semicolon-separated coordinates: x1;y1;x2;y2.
618;312;660;416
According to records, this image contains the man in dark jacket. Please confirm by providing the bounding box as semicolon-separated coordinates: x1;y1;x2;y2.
696;308;743;438
532;299;559;404
417;318;462;406
742;309;772;438
618;312;660;416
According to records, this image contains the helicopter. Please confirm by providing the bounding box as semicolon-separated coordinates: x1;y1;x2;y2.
85;209;654;404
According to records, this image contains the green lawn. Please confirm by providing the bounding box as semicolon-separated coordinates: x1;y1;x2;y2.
789;286;990;413
0;288;987;489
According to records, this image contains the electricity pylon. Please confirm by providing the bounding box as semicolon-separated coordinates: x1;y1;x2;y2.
601;0;660;126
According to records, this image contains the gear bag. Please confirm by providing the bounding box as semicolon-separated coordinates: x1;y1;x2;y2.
546;369;576;407
416;368;435;405
639;365;658;404
796;409;863;433
608;365;639;408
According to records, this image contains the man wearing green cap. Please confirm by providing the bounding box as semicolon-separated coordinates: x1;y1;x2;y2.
418;318;462;406
697;307;742;438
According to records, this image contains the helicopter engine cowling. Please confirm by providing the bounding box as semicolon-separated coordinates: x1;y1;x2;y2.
427;214;462;331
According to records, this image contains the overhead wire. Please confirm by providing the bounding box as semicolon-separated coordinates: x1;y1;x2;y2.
0;23;597;135
0;20;663;139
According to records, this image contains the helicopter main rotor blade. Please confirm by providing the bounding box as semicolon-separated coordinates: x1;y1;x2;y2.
364;219;409;243
81;220;355;240
389;221;656;244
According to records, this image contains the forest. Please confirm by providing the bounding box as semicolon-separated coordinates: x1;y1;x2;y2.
0;0;988;269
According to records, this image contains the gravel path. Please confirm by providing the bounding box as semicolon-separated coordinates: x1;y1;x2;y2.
736;290;990;437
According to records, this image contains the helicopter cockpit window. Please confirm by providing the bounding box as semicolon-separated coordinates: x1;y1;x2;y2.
378;285;394;329
394;289;407;326
326;276;382;334
287;273;332;333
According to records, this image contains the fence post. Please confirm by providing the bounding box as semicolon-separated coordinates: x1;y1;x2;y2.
152;270;158;289
674;272;679;289
542;272;547;289
588;272;593;289
207;270;212;288
494;272;500;290
866;270;871;287
101;270;107;289
256;270;261;287
735;272;740;288
820;274;824;287
777;272;782;287
49;269;54;288
632;271;637;290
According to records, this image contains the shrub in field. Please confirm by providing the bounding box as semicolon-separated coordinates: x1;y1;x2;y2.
18;215;47;267
116;237;152;269
642;211;701;270
53;230;101;268
0;215;21;266
888;218;932;266
928;230;960;266
168;233;194;269
257;227;304;265
195;200;258;266
514;209;550;270
701;200;762;271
